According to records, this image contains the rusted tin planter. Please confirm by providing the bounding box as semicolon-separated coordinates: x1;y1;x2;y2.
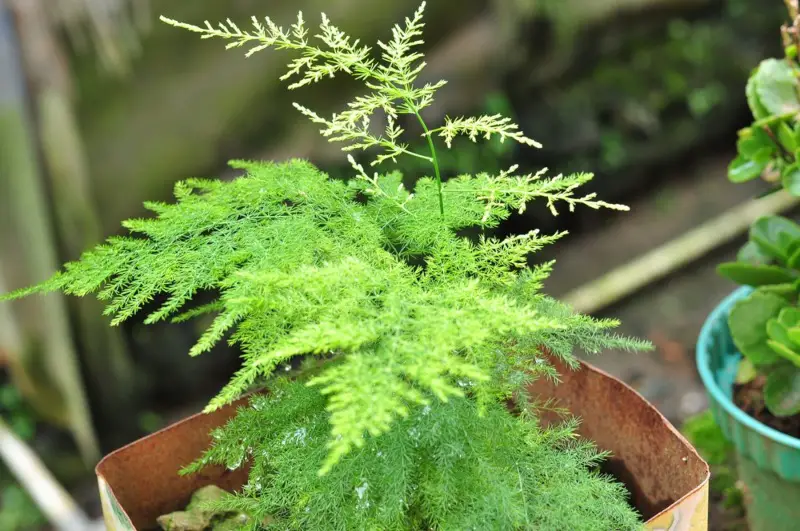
97;360;709;530
697;287;800;531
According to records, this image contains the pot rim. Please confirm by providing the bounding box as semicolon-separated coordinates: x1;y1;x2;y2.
696;285;800;450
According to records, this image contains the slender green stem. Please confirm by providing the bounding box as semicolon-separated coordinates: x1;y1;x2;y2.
751;110;798;129
386;144;432;162
412;109;444;216
762;126;794;163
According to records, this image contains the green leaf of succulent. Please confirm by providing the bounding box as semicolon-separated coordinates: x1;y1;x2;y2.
766;312;800;367
717;263;795;286
737;240;773;266
730;291;789;366
746;71;771;120
768;337;800;366
767;317;794;345
788;240;800;263
764;365;800;416
753;283;796;300
754;147;778;165
789;245;800;269
754;58;800;115
750;215;800;263
728;155;766;183
780;121;799;152
778;306;800;328
737;127;775;158
782;163;800;196
735;358;758;385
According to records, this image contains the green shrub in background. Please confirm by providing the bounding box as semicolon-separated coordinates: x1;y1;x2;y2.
682;411;742;512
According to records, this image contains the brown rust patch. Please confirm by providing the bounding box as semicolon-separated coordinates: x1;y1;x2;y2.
96;398;250;529
599;456;673;518
528;357;709;521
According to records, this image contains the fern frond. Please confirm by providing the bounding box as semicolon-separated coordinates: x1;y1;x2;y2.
5;154;649;472
432;114;543;149
170;300;224;323
188;383;643;530
160;4;444;173
376;2;428;87
447;165;631;221
0;278;58;301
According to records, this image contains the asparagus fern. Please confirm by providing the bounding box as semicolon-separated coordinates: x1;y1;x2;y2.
3;3;651;528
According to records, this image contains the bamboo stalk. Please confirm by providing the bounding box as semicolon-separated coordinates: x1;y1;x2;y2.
0;1;100;464
562;190;800;315
0;418;100;531
8;0;138;449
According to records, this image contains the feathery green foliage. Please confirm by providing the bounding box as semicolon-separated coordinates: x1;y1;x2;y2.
4;158;648;474
3;3;652;528
188;381;642;530
158;2;627;218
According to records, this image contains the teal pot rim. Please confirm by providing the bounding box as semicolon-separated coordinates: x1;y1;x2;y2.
696;286;800;453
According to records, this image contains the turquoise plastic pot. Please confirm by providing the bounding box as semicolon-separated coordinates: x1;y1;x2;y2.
696;287;800;530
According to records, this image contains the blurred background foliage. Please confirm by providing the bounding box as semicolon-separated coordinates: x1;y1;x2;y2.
0;0;789;527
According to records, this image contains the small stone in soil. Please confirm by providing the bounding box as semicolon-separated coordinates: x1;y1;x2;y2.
186;485;229;517
212;513;252;531
157;485;252;530
156;510;210;531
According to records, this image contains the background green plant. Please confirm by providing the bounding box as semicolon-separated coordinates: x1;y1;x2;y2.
682;411;743;511
681;411;745;530
718;0;800;418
